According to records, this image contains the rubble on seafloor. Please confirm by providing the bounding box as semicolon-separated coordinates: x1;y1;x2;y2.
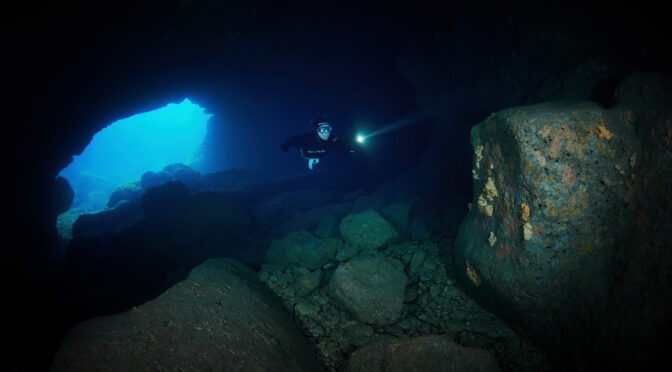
259;228;550;371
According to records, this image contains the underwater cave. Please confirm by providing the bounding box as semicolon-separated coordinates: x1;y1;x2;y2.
4;1;672;372
56;98;211;235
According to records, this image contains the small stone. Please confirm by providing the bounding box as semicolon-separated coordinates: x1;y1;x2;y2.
295;302;320;317
409;250;425;273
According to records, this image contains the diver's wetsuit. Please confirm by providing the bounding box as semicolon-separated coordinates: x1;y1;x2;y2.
281;132;354;160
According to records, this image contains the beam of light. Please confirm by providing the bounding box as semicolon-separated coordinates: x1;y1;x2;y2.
356;111;427;143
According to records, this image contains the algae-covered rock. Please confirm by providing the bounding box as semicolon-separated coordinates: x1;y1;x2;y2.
455;93;672;368
457;102;631;340
264;231;340;271
300;238;341;270
329;256;407;326
263;230;315;270
293;267;323;296
339;209;398;251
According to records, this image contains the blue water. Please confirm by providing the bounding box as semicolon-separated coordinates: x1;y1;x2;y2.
58;98;211;214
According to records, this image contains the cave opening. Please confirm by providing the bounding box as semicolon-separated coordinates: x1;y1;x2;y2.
56;98;212;237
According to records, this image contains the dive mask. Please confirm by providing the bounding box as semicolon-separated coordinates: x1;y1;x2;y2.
317;124;332;135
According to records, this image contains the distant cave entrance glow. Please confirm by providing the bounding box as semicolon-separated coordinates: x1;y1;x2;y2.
57;98;211;227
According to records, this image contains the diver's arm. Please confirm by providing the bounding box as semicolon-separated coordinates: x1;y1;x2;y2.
333;137;356;155
281;135;300;151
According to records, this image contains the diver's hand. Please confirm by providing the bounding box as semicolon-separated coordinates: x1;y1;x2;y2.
280;143;289;152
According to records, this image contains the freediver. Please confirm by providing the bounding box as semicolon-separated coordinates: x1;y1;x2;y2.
280;117;356;169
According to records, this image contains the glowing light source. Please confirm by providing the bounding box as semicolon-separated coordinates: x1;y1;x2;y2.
356;135;365;143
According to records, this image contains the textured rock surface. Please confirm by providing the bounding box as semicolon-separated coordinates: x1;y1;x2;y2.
455;77;672;369
260;234;549;370
264;230;318;270
339;209;398;250
329;257;407;326
140;163;202;189
51;259;322;372
345;335;500;372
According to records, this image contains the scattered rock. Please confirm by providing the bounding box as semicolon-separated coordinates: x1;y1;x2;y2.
329;256;407;326
300;238;341;270
339;209;398;251
264;230;316;270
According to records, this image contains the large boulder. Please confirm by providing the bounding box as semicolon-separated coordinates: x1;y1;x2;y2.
264;230;340;271
454;78;672;369
329;256;407;326
339;209;398;251
345;335;500;372
51;259;322;372
263;230;317;270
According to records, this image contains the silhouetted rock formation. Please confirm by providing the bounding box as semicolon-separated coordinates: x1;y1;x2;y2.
51;258;322;372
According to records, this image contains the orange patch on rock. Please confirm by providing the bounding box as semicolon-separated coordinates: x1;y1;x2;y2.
558;194;577;215
538;125;554;138
500;212;519;238
520;203;530;222
597;124;613;140
561;165;577;185
466;260;482;286
561;124;577;141
531;150;547;168
531;223;546;236
496;242;518;260
548;130;564;158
